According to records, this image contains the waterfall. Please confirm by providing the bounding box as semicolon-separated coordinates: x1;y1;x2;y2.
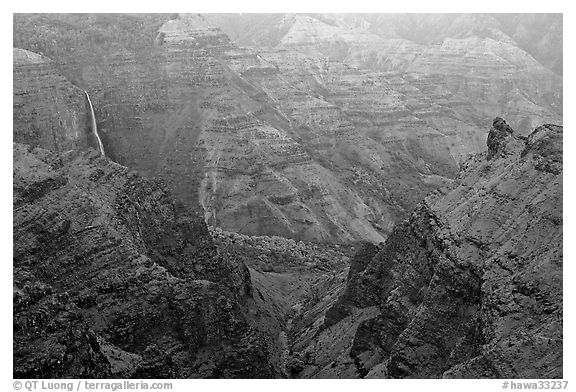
84;90;105;156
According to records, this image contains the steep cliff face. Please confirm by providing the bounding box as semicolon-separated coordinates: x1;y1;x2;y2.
207;14;562;134
13;14;562;245
12;14;391;243
292;120;562;378
11;15;367;242
210;226;354;377
13;143;279;378
276;15;561;131
187;13;562;242
212;13;563;76
13;48;89;151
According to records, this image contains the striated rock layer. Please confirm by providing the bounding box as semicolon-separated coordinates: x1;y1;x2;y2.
12;14;563;244
291;120;562;378
207;13;562;133
13;143;280;378
13;48;90;151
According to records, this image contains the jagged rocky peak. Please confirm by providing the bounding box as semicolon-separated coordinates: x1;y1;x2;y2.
486;117;562;164
491;116;515;135
487;117;525;158
156;13;232;49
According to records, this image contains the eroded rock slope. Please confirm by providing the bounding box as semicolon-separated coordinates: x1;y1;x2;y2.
13;14;562;243
13;143;280;378
13;48;89;151
289;119;562;378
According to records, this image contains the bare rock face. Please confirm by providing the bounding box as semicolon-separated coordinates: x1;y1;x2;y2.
12;14;394;243
207;14;562;78
294;121;562;378
13;48;89;151
208;14;562;133
12;14;562;245
521;124;562;175
487;117;525;159
13;143;279;378
322;243;381;329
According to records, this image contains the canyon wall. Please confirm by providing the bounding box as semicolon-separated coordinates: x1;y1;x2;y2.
13;143;280;378
290;120;562;378
12;13;563;379
13;13;563;244
13;48;89;151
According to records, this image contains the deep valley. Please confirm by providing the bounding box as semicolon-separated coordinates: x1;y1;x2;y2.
12;13;563;379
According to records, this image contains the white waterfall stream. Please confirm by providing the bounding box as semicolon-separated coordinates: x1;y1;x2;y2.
84;90;105;156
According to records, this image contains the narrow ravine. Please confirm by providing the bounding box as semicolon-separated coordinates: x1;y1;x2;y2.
250;268;349;378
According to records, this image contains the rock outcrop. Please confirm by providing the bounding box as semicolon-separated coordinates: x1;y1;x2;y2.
13;143;279;378
486;117;527;158
292;121;562;378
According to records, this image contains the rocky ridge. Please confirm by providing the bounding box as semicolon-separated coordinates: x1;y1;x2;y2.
287;119;562;378
13;143;281;378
